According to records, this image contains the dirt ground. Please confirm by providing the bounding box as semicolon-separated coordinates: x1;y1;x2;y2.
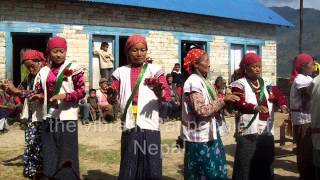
0;113;298;180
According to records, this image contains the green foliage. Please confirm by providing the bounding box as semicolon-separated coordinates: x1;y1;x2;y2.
79;144;120;165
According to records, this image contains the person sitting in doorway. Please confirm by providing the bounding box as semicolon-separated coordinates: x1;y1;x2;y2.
94;42;114;82
96;78;114;123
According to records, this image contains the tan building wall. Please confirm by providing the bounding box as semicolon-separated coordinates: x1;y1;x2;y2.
0;0;275;39
0;0;278;86
57;26;90;89
261;41;278;84
0;32;5;79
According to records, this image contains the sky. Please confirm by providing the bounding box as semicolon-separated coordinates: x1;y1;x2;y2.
259;0;320;10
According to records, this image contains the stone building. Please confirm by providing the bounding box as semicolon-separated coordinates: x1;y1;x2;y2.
0;0;292;89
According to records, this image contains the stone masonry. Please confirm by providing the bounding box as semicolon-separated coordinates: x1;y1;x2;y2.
0;0;278;86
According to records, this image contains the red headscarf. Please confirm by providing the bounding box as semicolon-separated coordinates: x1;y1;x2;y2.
47;36;67;52
290;53;313;82
125;35;147;63
183;48;206;75
22;50;46;63
239;53;261;77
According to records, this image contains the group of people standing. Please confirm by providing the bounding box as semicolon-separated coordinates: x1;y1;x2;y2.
2;36;85;179
104;34;290;180
0;33;319;180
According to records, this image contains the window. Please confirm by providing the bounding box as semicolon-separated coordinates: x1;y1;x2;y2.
91;35;115;89
229;44;260;81
230;44;244;79
246;45;259;54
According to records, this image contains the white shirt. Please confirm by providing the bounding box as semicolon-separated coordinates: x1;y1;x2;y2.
181;74;218;142
231;77;273;136
290;74;313;125
112;64;163;131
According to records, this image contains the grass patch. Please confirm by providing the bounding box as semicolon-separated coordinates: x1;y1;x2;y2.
162;139;176;147
79;144;120;165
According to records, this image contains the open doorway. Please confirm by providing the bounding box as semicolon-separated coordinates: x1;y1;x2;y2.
12;33;51;86
91;35;115;89
180;40;207;79
119;36;129;67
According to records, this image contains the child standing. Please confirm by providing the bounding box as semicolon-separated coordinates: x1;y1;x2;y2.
87;89;100;122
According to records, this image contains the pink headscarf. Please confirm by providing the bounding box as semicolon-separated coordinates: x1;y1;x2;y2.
183;48;206;75
124;35;148;63
22;50;46;63
239;53;261;77
290;53;313;82
47;36;67;52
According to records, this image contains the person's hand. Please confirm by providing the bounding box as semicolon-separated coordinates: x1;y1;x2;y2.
106;88;117;104
29;94;44;102
257;105;269;113
280;105;289;114
49;94;66;102
152;84;163;98
175;100;181;107
6;104;15;112
6;80;16;92
224;94;240;102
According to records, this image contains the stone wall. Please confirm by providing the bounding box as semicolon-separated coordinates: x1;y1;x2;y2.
0;32;6;79
0;0;278;86
0;0;275;39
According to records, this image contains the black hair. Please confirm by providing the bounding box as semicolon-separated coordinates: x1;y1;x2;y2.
100;42;109;49
174;63;180;66
89;89;96;93
166;73;173;79
215;76;224;85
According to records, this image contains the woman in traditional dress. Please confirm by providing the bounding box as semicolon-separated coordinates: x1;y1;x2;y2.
290;53;315;180
231;53;288;180
107;35;171;180
181;48;239;180
32;36;85;179
7;50;47;179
